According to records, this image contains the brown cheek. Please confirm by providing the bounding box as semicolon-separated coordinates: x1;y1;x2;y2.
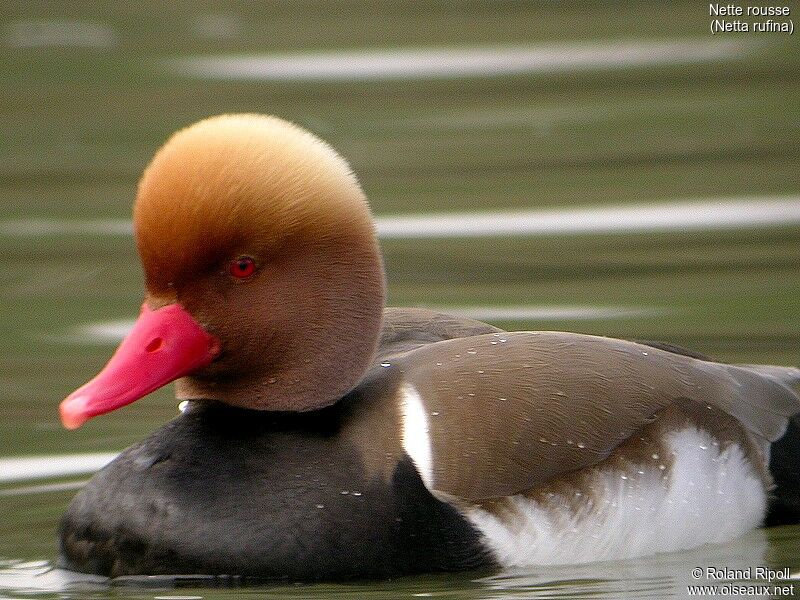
171;279;225;370
177;274;276;377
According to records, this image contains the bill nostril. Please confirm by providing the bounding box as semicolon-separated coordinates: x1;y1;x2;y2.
145;338;164;353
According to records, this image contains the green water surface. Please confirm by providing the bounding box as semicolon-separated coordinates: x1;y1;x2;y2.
1;1;799;598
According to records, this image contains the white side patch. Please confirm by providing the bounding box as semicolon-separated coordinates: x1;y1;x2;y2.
400;383;434;489
466;427;766;567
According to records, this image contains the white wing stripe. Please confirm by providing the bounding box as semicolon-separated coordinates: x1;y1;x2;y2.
400;383;434;489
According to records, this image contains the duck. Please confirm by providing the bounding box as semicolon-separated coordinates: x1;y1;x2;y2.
58;114;800;580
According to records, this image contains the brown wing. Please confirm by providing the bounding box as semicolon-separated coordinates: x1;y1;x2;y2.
377;307;503;359
394;331;800;501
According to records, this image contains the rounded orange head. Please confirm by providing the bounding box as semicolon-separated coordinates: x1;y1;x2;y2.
61;114;386;428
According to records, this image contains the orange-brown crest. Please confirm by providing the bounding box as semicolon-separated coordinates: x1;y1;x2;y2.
134;114;374;294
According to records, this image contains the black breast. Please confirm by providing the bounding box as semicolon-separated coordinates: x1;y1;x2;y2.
58;398;491;580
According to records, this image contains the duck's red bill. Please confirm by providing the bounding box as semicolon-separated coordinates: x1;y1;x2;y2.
59;303;220;429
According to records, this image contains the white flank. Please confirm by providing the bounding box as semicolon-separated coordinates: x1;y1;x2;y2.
399;383;434;489
0;453;118;483
466;427;766;566
168;38;750;81
2;197;798;239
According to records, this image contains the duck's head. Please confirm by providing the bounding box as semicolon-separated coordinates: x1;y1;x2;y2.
60;114;386;429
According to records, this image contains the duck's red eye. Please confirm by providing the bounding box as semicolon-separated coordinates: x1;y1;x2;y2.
229;256;256;279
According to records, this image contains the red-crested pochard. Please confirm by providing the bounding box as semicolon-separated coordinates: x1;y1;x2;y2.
58;114;800;580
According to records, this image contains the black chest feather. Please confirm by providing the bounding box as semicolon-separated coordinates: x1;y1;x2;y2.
58;402;490;580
